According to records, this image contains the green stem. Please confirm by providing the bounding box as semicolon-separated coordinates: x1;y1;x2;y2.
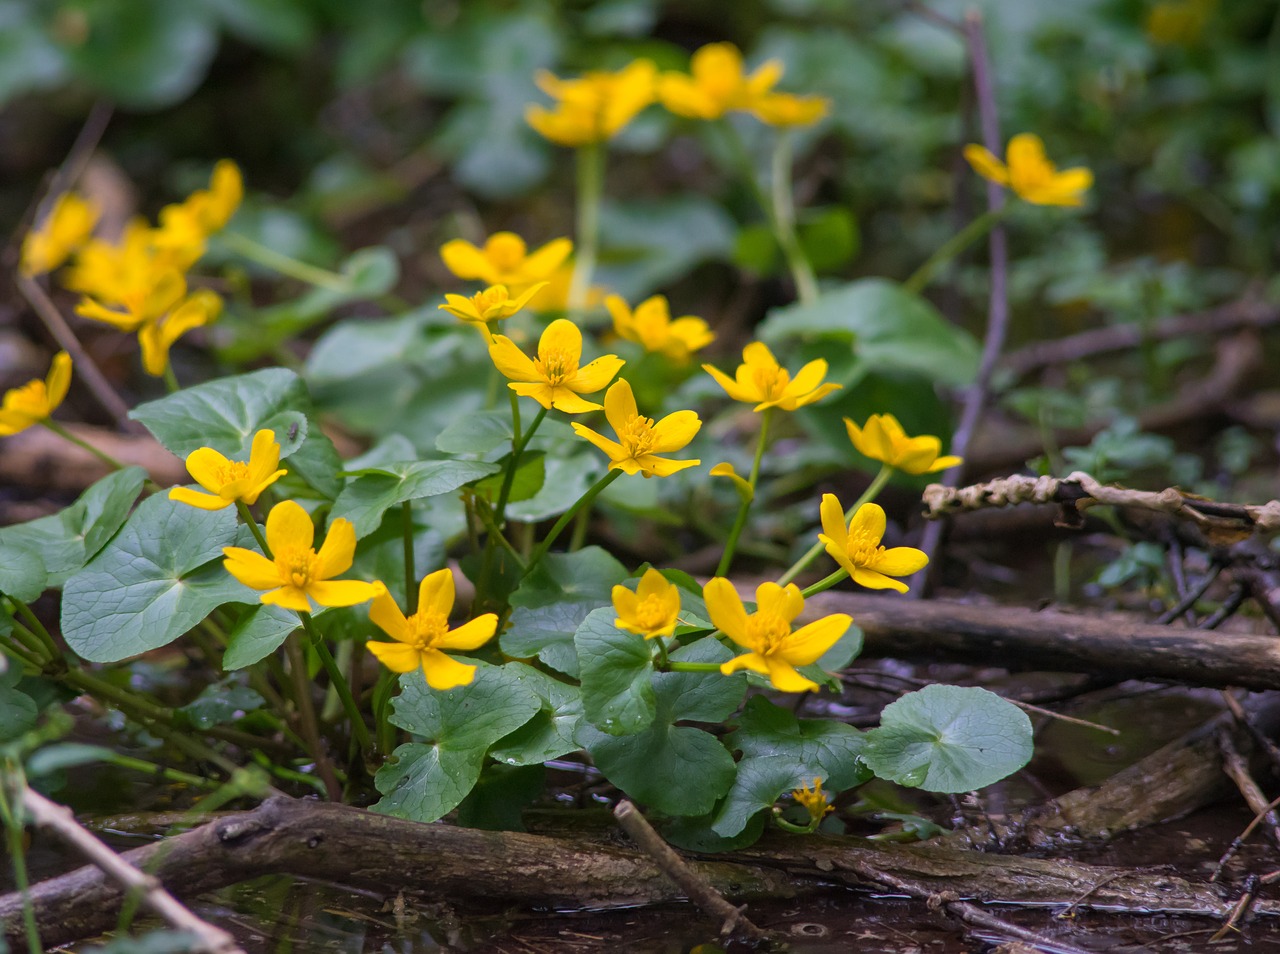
0;634;42;669
801;568;848;599
496;405;548;523
523;469;622;579
284;632;341;800
778;464;893;586
902;206;1008;296
299;611;371;756
716;407;772;577
509;390;523;449
473;500;527;570
0;774;42;954
162;364;180;394
40;420;124;471
9;602;57;660
772;812;821;835
220;230;351;292
770;132;819;305
662;661;722;673
651;638;671;668
102;752;222;791
567;143;604;315
235;500;272;558
401;501;417;614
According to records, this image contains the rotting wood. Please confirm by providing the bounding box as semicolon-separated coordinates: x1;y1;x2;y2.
805;591;1280;691
4;795;1279;950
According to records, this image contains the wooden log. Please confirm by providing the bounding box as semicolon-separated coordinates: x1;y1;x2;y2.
807;592;1280;690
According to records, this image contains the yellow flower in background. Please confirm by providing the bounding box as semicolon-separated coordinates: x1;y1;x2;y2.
606;294;714;365
963;134;1092;207
440;232;572;290
222;500;377;612
526;59;658;147
531;260;608;315
366;570;498;690
613;568;682;639
658;43;827;127
709;461;753;502
704;578;850;693
703;341;839;412
572;378;701;478
489;317;624;413
844;413;961;475
818;495;928;593
1146;0;1216;45
138;289;223;377
70;222;188;332
169;428;286;512
20;193;99;277
439;282;547;330
0;352;71;437
791;777;835;822
152;161;243;269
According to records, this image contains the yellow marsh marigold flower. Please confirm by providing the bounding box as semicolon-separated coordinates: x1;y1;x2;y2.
658;42;827;127
526;59;658;147
571;378;701;478
844;413;961;475
613;568;681;639
531;260;608;315
21;193;99;277
169;428;287;512
606;294;714;365
366;570;498;690
153;160;244;269
440;232;572;290
818;495;928;594
222;500;377;612
70;223;188;332
439;282;546;330
489;318;624;413
704;578;851;693
703;341;839;413
791;777;834;822
963;134;1093;207
138;289;223;377
0;352;71;437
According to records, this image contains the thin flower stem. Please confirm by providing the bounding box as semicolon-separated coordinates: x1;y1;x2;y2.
473;500;527;569
568;142;604;315
9;600;59;661
509;390;523;449
496;405;548;522
401;501;417;614
0;774;42;954
162;364;180;394
801;569;848;599
524;469;622;578
219;230;351;291
0;633;42;669
777;464;893;586
101;752;223;791
235;500;272;558
772;812;821;835
284;632;341;801
651;638;671;668
299;611;371;757
716;407;772;577
770;132;819;305
902;206;1008;296
40;419;124;471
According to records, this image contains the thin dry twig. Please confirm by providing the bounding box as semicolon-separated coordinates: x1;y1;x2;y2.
20;787;245;954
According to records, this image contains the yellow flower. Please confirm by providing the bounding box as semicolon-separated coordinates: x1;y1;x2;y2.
606;294;714;365
818;495;928;594
366;569;498;690
0;352;72;437
489;318;624;413
613;568;681;639
152;160;243;263
70;222;188;332
571;378;701;478
222;500;378;612
704;578;851;693
658;43;827;126
791;777;834;822
962;134;1093;207
20;193;99;277
169;428;287;512
438;282;546;330
844;413;961;475
530;260;608;315
709;462;753;502
440;232;572;290
138;289;223;377
526;59;657;147
703;341;840;412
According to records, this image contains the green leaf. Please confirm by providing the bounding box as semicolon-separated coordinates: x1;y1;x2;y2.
511;547;628;609
24;743;114;776
501;601;589;678
61;494;247;662
221;604;299;669
333;459;499;538
489;664;582;767
179;683;264;729
0;542;46;602
574;607;656;735
474;452;545;505
507;452;603;523
456;763;546;831
0;467;146;588
862;685;1034;793
0;666;37;743
373;664;541;822
799;206;860;273
596;195;737;300
758;278;980;387
0;2;69;103
435;411;514;456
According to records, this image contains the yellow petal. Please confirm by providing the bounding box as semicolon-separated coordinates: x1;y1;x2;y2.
489;335;539;382
635;455;700;477
314;518;357;579
703;363;756;403
568;355;625;395
703;577;750;647
602;378;639;436
572;422;625;461
546;388;604;414
418;567;456;617
779;614;851;667
261;585;313;612
925;454;963;474
45;352;72;411
962;144;1009;185
438;614;498;651
440;239;493;282
872;546;929;577
819;494;847;550
650;409;701;453
307;579;378;607
369;584;409;641
520;238;573;281
366;640;422;673
848;503;887;547
421;650;478;690
755;581;805;623
509;381;557;409
222;546;281;590
539;318;583;360
265;500;314;555
185;446;233;493
851;567;909;593
764;657;820;693
720;651;770;678
168;486;231;511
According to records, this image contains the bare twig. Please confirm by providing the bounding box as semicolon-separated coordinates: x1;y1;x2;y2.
612;800;769;943
1198;584;1248;630
1157;560;1222;625
1211;874;1262;942
20;787;244;954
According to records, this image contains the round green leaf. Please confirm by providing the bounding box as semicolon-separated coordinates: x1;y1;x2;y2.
574;606;655;735
332;459;500;538
222;604;299;670
0;542;47;602
489;664;583;767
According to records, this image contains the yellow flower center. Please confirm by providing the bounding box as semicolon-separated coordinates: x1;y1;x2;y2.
751;364;788;400
405;611;450;652
844;528;886;568
535;346;580;385
276;547;320;589
746;612;791;654
634;594;671;631
214;460;251;493
617;413;657;458
476;287;509;311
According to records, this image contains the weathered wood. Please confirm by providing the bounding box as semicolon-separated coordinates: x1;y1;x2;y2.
808;592;1280;690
